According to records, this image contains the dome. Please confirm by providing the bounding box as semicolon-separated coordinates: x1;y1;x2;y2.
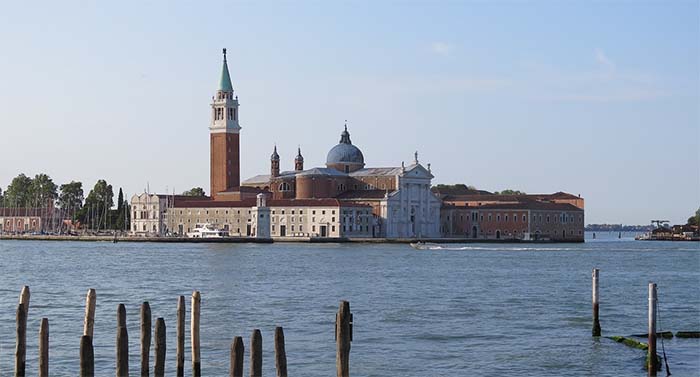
326;143;364;165
326;126;364;166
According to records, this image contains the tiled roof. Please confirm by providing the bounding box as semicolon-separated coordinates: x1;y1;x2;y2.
172;199;255;208
296;167;347;177
0;208;53;217
241;174;271;185
335;189;391;199
446;202;583;211
349;167;402;177
441;192;581;202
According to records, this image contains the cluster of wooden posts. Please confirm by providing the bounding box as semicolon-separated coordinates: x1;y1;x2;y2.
12;286;354;377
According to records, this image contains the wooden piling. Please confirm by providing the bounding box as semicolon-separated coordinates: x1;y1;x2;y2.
230;336;244;377
250;329;262;377
19;286;30;317
274;327;288;377
141;302;152;377
15;303;27;377
647;283;659;374
592;268;601;336
84;289;97;338
335;300;352;377
39;318;49;377
176;296;185;377
154;318;166;377
80;335;95;377
118;303;127;328
117;304;129;377
191;291;201;377
16;286;30;377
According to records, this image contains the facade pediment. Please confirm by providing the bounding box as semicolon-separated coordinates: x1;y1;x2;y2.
401;164;434;179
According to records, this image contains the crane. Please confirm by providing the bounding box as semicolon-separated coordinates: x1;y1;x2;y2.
651;220;670;229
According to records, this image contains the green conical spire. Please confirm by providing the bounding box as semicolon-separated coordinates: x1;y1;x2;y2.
219;48;233;92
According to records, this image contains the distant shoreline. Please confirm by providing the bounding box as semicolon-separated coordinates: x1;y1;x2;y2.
0;235;584;244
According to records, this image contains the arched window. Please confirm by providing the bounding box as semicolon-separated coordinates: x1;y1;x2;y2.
279;182;291;191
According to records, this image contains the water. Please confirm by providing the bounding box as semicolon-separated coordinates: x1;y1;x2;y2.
0;235;698;376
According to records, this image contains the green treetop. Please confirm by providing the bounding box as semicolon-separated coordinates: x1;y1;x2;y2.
182;187;206;197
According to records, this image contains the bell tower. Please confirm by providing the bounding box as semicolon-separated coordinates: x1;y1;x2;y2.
271;145;280;177
210;48;241;200
295;147;304;171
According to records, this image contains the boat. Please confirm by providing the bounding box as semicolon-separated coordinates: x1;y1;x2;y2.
186;223;228;238
410;242;443;250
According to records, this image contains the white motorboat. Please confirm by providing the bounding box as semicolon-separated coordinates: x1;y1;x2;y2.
186;223;228;238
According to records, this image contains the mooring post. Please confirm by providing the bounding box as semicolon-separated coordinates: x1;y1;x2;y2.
250;329;262;377
84;289;96;338
335;300;352;377
648;283;659;374
176;295;185;377
15;286;30;377
15;303;27;377
191;291;201;377
39;318;49;377
592;268;601;336
274;327;288;377
117;304;129;376
141;302;152;377
19;286;30;317
80;335;95;377
230;336;244;377
154;318;166;377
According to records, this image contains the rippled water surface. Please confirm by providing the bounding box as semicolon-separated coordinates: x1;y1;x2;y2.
0;236;698;376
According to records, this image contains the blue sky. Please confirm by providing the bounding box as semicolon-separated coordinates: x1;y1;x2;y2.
0;1;697;225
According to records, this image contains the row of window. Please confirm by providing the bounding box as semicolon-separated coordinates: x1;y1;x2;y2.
134;211;158;220
271;209;334;216
272;216;336;223
271;224;337;233
451;212;583;224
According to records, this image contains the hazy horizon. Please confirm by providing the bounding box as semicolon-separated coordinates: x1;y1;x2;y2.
0;1;698;225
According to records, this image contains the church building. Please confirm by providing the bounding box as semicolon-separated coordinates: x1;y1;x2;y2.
130;49;584;241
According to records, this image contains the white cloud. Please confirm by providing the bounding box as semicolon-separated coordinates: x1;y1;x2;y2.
431;42;453;56
595;48;616;72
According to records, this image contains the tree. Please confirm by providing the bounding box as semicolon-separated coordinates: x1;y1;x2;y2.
4;173;33;207
115;188;126;230
495;189;526;195
0;187;3;204
688;207;700;226
81;180;114;230
182;187;206;197
29;173;58;207
58;181;84;218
